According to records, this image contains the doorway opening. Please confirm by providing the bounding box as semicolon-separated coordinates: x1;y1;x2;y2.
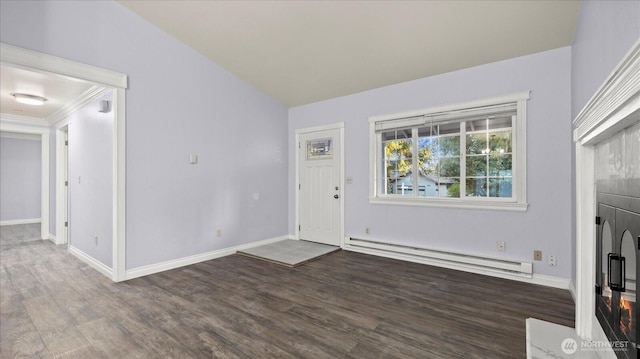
0;42;128;281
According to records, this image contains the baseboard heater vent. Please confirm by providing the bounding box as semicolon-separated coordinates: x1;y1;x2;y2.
344;238;533;278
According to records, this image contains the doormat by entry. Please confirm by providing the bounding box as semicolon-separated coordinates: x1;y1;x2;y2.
237;239;340;267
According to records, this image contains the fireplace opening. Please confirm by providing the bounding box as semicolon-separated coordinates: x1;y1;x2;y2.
596;179;640;359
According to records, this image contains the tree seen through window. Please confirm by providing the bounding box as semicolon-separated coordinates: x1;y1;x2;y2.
382;117;513;198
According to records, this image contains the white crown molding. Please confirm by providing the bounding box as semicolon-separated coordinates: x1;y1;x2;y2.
0;131;41;141
0;113;48;126
573;38;640;145
1;43;128;89
47;85;107;125
0;122;50;135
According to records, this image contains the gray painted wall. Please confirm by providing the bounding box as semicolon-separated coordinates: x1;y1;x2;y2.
0;135;41;222
570;0;640;285
289;47;573;278
68;92;114;267
0;0;289;269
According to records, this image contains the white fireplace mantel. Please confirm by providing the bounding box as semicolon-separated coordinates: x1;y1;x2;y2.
574;37;640;343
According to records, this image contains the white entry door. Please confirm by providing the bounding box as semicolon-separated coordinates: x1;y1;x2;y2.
298;126;342;246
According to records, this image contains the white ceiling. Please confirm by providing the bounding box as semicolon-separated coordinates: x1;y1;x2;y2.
0;64;96;120
119;0;581;107
0;1;581;118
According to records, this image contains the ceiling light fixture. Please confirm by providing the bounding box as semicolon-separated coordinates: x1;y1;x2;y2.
11;93;48;106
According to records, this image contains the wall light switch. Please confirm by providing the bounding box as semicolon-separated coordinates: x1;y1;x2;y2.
189;154;198;164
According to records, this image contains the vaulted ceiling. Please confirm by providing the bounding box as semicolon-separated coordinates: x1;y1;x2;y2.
119;0;581;107
0;1;581;119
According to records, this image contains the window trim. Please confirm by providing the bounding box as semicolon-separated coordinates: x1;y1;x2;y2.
369;91;530;212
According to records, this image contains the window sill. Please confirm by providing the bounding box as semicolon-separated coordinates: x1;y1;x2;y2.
369;197;529;212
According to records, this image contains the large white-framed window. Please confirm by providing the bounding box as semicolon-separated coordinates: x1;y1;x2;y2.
369;91;529;211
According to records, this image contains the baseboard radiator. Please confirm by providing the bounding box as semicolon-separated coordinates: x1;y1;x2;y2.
344;237;533;278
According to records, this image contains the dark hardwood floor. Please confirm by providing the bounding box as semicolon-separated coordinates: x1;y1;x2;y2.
1;224;574;358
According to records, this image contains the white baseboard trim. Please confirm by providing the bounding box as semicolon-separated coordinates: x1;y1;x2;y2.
527;274;572;290
343;242;571;290
125;235;292;281
569;280;577;303
49;233;67;245
69;245;114;279
0;218;41;226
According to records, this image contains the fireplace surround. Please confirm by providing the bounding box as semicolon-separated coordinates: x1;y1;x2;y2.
595;179;640;358
574;39;640;357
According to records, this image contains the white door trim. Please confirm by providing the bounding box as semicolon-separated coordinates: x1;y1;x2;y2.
1;42;128;282
0;123;49;241
54;123;68;246
295;122;345;247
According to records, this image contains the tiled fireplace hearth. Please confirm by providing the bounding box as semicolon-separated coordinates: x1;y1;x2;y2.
574;39;640;358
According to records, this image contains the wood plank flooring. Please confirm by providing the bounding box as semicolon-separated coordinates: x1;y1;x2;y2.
1;224;574;358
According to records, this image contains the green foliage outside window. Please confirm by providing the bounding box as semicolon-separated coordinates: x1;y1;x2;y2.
382;118;513;198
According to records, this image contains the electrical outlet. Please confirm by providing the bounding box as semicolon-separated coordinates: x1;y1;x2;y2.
497;241;506;252
216;229;222;238
534;250;542;261
346;176;353;184
548;255;557;266
365;227;370;234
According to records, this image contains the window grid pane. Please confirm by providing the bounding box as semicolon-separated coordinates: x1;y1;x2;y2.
464;118;513;198
417;124;461;198
382;129;413;196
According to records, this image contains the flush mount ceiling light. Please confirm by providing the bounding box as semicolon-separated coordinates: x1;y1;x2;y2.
11;93;48;106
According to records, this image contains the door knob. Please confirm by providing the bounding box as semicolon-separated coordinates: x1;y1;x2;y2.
334;194;339;199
